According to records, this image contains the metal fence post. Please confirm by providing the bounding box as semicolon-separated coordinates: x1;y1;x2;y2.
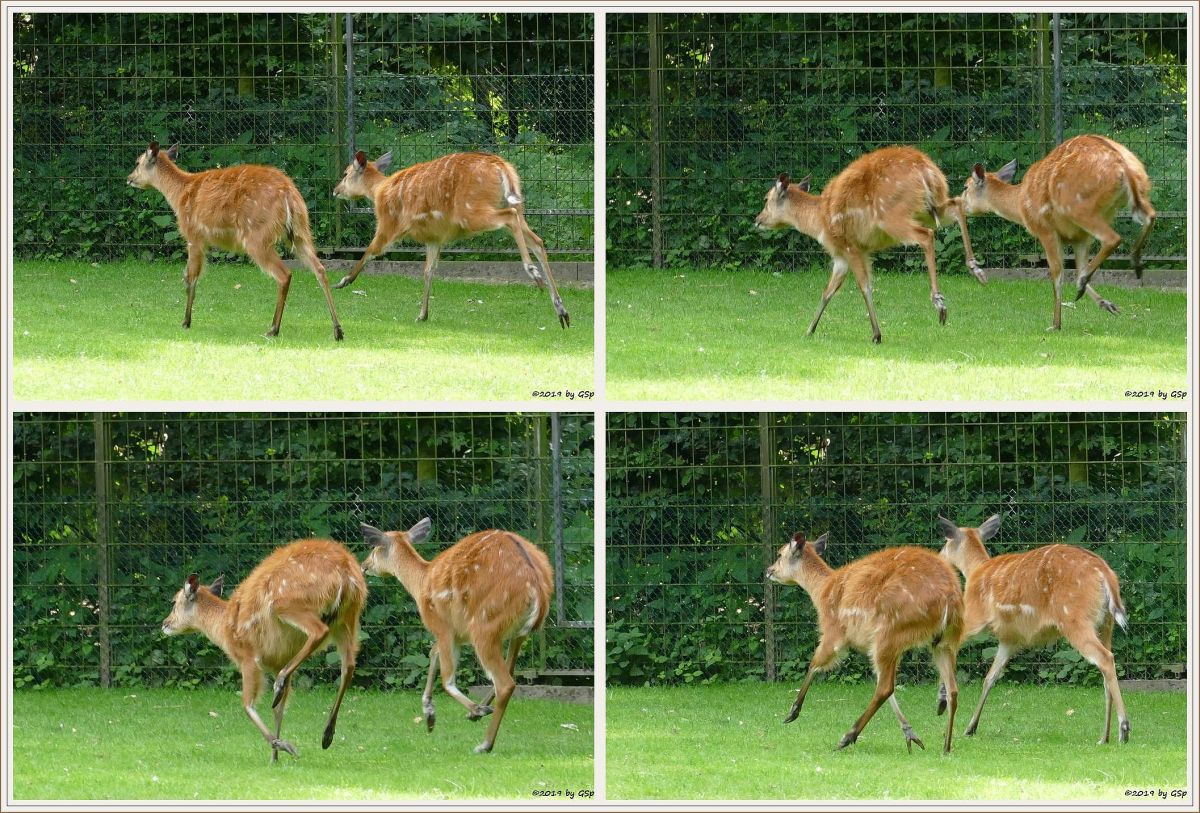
1052;13;1064;144
1037;13;1053;156
551;413;566;626
648;13;664;269
759;412;777;682
333;13;346;244
92;413;111;688
344;13;356;161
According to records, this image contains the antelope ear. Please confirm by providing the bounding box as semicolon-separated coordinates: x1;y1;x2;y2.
777;173;790;192
997;159;1018;183
184;572;200;599
408;517;432;545
797;175;811;192
936;516;961;542
354;150;367;169
972;163;985;182
978;514;1003;541
788;531;805;556
208;574;225;597
360;523;389;548
148;141;160;155
375;151;393;172
811;532;829;557
165;143;179;161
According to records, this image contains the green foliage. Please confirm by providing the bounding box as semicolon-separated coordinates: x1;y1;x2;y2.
607;12;1186;270
606;412;1186;686
12;12;593;261
13;413;595;690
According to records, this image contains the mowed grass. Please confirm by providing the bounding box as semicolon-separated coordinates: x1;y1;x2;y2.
12;260;593;402
12;687;594;801
607;267;1188;401
606;683;1188;801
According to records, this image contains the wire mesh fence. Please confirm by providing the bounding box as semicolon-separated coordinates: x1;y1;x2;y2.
606;412;1186;687
13;412;594;691
12;12;594;264
607;12;1187;272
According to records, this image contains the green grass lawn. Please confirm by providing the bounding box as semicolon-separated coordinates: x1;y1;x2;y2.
607;683;1188;801
607;268;1188;401
12;687;594;801
12;261;593;401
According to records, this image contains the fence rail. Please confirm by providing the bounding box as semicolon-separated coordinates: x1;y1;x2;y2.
607;12;1187;272
606;412;1186;687
13;412;595;690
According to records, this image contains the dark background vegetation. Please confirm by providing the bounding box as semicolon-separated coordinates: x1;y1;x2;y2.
12;12;593;262
606;412;1186;687
13;413;594;692
607;13;1186;272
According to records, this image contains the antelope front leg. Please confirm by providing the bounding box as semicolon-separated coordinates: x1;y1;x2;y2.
335;231;390;289
511;217;569;328
182;243;205;329
785;637;841;723
240;663;297;762
949;197;988;283
417;244;440;322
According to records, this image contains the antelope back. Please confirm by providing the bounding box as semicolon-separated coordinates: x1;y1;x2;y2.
226;538;367;666
829;546;963;651
970;544;1121;632
822;146;950;242
426;530;553;641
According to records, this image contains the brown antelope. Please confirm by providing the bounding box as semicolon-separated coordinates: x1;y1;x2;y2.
755;145;986;343
332;151;570;328
766;531;963;753
962;134;1155;331
360;518;554;753
127;142;343;340
160;538;366;761
937;514;1130;743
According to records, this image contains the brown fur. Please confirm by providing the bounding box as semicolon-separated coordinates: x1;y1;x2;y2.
962;134;1155;329
127;142;343;340
361;519;554;753
332;151;569;327
160;538;367;761
755;145;984;343
938;514;1130;743
767;532;964;753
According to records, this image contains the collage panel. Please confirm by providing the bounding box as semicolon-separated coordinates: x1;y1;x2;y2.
605;412;1187;801
606;12;1187;401
10;412;595;800
10;12;595;402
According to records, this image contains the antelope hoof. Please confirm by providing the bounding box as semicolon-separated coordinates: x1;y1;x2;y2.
271;738;298;758
525;263;546;287
965;722;978;736
1120;721;1130;744
416;312;429;323
936;698;947;716
836;730;859;750
903;729;926;754
467;704;494;722
182;319;191;329
559;311;570;329
871;333;882;345
1100;299;1120;315
423;699;436;732
271;678;286;708
969;261;989;284
265;326;280;338
1133;264;1144;281
1073;284;1088;302
334;325;345;341
321;723;335;750
334;275;353;289
473;741;494;754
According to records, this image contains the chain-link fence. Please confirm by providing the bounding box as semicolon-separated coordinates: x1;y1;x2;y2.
607;412;1186;687
13;12;593;263
607;12;1186;272
13;412;594;691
